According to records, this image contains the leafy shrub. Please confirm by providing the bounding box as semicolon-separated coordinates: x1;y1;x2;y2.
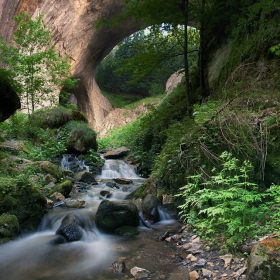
263;184;280;233
193;100;219;124
85;148;104;165
0;113;28;140
176;152;268;250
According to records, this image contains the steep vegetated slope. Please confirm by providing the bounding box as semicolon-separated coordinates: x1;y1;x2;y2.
100;0;280;248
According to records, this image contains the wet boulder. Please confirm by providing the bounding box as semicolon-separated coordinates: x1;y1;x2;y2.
106;182;119;189
100;190;112;198
141;194;160;224
56;213;84;242
95;200;139;233
0;183;46;231
63;198;87;208
0;140;29;155
50;236;66;245
74;171;98;184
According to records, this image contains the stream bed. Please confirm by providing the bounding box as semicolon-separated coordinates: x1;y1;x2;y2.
0;156;186;280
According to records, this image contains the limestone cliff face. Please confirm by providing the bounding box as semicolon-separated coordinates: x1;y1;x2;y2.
0;0;140;131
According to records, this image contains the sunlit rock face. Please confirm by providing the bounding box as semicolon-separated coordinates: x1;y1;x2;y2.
0;0;141;130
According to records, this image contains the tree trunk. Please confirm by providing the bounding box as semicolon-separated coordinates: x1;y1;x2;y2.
183;0;191;116
199;0;209;102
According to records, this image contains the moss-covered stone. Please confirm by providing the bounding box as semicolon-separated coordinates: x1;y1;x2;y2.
56;180;73;198
0;140;29;155
28;161;63;181
29;107;87;129
0;180;47;231
126;183;148;200
60;121;98;153
0;214;19;241
95;200;139;233
246;238;280;280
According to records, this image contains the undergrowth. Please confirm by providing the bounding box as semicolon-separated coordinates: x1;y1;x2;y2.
176;152;280;251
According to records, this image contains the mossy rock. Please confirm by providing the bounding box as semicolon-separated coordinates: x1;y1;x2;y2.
27;161;63;181
0;214;19;241
0;181;47;231
126;183;148;200
61;121;98;153
29;107;87;129
114;226;139;236
56;180;73;198
0;140;29;155
246;238;280;280
95;200;139;233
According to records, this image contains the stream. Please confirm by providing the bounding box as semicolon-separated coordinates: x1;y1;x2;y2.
0;156;184;280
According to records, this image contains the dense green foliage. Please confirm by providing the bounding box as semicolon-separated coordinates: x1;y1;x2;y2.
0;106;99;236
176;152;280;251
96;26;199;97
99;0;280;250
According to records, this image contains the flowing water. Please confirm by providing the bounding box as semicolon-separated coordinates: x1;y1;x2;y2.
0;156;183;280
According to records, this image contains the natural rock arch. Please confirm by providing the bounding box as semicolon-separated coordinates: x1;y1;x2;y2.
0;0;141;130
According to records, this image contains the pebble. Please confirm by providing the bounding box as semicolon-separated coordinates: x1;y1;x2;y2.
189;270;199;280
196;258;207;267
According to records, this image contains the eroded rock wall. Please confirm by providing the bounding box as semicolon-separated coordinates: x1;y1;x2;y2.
0;0;141;130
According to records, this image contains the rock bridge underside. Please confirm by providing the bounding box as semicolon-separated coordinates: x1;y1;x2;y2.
0;0;141;130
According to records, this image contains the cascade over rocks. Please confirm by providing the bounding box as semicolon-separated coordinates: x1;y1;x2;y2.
0;0;141;130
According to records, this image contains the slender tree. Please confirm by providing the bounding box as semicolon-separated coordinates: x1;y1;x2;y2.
0;11;77;114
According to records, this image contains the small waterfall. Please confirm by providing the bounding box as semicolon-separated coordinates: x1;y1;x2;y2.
61;154;70;170
97;159;141;179
158;206;172;221
61;154;89;172
0;154;178;280
77;158;90;172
